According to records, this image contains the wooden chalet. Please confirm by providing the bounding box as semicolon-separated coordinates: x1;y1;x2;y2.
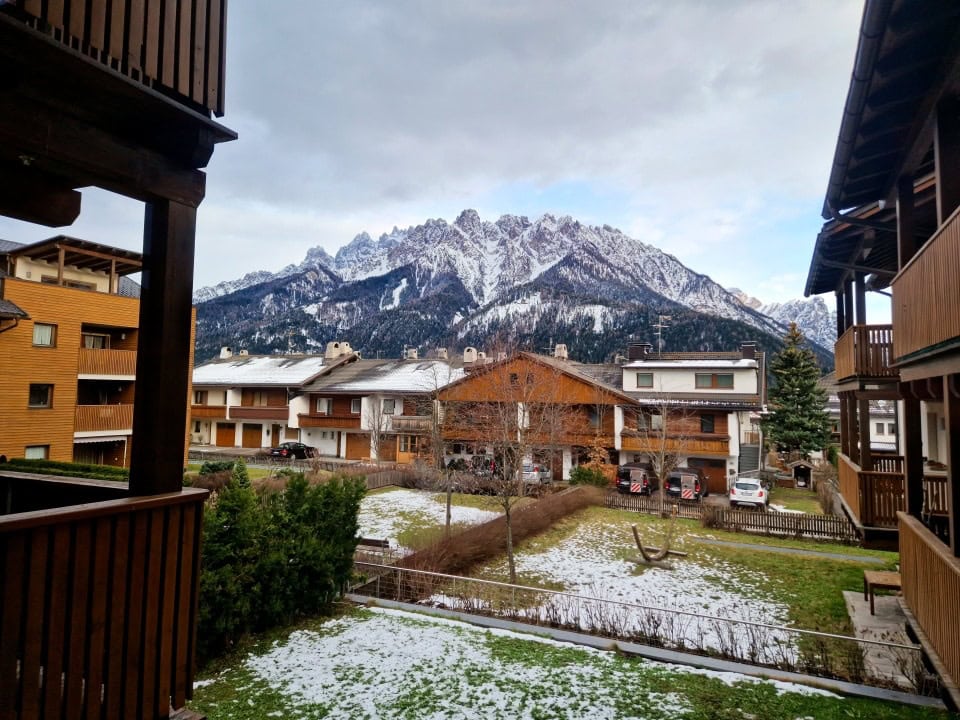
0;1;234;718
805;0;960;701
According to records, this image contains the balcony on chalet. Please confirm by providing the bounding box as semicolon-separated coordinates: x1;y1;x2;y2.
0;472;208;719
78;347;137;378
190;403;227;419
391;415;433;432
298;412;362;429
892;206;960;365
620;433;730;456
228;405;288;421
834;325;898;383
74;403;134;433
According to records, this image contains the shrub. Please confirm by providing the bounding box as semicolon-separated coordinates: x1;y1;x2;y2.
199;460;234;475
0;458;128;481
568;464;608;487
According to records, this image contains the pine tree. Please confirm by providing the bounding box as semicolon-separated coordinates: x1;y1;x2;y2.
763;323;832;457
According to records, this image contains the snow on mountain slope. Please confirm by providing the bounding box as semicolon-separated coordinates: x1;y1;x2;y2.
759;297;837;349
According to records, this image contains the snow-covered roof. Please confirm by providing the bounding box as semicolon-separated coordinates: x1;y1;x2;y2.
622;359;758;369
305;359;464;394
193;355;329;386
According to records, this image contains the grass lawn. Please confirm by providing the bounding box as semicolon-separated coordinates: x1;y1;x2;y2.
189;606;947;720
768;486;824;514
184;462;274;480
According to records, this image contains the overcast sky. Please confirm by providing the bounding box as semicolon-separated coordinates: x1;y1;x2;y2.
2;1;879;308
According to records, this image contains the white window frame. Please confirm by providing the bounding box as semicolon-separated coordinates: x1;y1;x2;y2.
24;445;49;460
636;372;653;389
350;398;362;414
316;397;332;415
382;398;396;415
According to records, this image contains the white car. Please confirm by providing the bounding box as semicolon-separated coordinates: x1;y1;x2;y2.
729;479;768;509
521;462;552;484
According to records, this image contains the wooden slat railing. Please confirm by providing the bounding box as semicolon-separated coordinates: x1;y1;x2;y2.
834;325;896;381
228;405;288;421
298;414;361;429
899;513;960;692
741;431;760;444
391;415;432;432
871;454;904;473
190;404;227;419
0;483;208;720
892;204;960;362
838;453;862;521
620;434;730;455
78;348;137;376
75;404;134;432
11;0;226;115
839;453;904;527
924;474;949;516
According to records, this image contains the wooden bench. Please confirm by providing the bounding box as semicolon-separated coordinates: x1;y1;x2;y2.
863;570;901;615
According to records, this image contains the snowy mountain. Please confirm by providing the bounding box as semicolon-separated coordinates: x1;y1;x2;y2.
758;297;837;350
194;210;833;366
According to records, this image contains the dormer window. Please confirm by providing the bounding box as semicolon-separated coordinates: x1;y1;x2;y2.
695;373;734;389
636;372;653;389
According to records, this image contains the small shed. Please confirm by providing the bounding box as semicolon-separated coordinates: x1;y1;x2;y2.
786;459;815;488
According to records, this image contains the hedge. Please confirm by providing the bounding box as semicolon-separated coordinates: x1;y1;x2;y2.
0;457;129;481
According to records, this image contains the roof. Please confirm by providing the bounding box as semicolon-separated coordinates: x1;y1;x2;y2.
0;298;29;319
5;236;142;275
193;355;330;386
622;359;758;369
822;0;960;217
0;239;24;254
303;359;465;394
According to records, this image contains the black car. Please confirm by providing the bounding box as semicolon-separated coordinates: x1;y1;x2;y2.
665;467;709;500
616;462;657;495
269;441;316;459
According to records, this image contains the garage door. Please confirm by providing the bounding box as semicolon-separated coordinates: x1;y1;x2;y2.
215;423;236;447
241;423;263;449
689;458;727;494
345;433;370;460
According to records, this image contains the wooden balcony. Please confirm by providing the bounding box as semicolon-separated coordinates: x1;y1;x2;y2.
892;205;960;363
834;325;897;382
75;403;134;433
838;453;904;529
298;413;361;429
0;473;207;719
899;513;960;696
190;404;227;419
229;405;288;421
620;433;730;456
78;347;137;377
391;415;432;432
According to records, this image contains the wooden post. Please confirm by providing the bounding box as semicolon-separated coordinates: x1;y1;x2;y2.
57;244;65;285
858;396;872;471
945;374;960;556
843;278;855;332
902;388;924;519
840;394;850;458
835;290;845;339
129;199;196;496
935;96;960;226
854;272;866;326
896;175;917;269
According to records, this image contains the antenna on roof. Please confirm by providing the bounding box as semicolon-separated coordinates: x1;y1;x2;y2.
653;315;672;358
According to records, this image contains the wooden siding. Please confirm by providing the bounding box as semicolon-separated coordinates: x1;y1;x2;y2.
298;414;361;429
620;434;730;456
12;0;227;116
834;325;897;381
892;205;960;362
78;348;137;376
229;405;288;421
75;404;134;432
0;481;207;720
0;278;138;462
239;388;287;407
900;513;960;692
189;404;226;419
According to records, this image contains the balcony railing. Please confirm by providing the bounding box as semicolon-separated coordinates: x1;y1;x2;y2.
298;413;361;429
75;403;134;433
838;453;904;528
0;474;207;720
391;415;432;432
899;513;960;693
892;205;960;362
9;0;227;116
620;434;730;456
834;325;896;382
78;348;137;377
190;404;227;419
228;405;288;421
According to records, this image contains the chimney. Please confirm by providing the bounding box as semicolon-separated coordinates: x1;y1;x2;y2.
741;342;757;360
405;348;418;360
554;344;568;360
325;340;353;359
238;349;249;357
436;348;448;360
219;346;233;359
463;347;478;363
627;343;652;360
496;351;507;362
477;350;487;361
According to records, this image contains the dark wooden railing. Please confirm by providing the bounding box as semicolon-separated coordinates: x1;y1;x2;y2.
10;0;226;116
75;403;135;432
298;413;361;429
620;434;730;455
391;415;432;432
0;476;208;719
899;513;960;692
834;325;896;381
838;453;904;528
190;403;227;419
78;348;137;377
228;405;288;421
892;205;960;362
924;474;949;516
871;454;903;474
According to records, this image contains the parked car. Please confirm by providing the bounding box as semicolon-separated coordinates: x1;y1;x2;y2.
665;467;708;500
269;441;316;459
729;478;768;509
522;462;552;484
616;462;657;495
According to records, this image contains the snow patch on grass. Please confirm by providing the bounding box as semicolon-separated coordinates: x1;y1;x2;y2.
357;488;499;547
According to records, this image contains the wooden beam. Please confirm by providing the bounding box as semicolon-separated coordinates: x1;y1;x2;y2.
0;165;81;227
855;272;867;325
944;374;960;556
129;200;196;496
935;95;960;225
897;175;917;269
819;259;896;276
844;279;855;332
902;390;924;519
835;290;845;339
858;397;872;470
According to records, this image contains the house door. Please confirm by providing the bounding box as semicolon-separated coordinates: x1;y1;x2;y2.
271;424;282;445
215;423;236;447
345;433;370;460
241;423;263;448
688;458;727;493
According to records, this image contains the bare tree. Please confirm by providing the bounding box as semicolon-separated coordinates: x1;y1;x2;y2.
364;396;390;465
624;394;694;512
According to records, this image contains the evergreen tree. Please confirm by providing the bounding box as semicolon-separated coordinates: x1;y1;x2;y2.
763;323;832;457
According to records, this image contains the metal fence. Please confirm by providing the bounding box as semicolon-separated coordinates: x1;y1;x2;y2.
352;562;927;691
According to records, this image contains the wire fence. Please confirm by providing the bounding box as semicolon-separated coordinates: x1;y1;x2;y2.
351;562;933;693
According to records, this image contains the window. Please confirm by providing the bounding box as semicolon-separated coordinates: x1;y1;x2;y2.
509;373;519;386
316;397;332;415
400;435;419;453
193;421;201;433
651;414;664;430
350;398;362;414
193;390;208;405
875;422;885;435
252;391;268;407
81;333;110;349
32;323;57;347
28;384;53;408
382;399;396;415
888;423;896;434
695;373;734;389
24;445;49;460
636;372;653;388
700;414;715;433
636;413;649;430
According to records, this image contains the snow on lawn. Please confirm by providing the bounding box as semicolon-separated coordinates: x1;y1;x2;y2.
357;488;499;548
195;607;841;719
